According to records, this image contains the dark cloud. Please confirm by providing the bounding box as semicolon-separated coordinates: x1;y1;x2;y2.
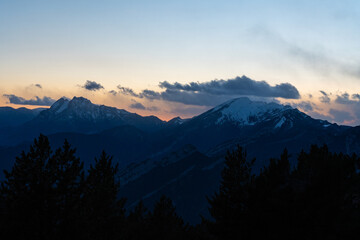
34;84;42;89
329;109;353;123
3;94;56;106
118;76;300;106
319;91;330;104
82;80;104;91
158;76;300;99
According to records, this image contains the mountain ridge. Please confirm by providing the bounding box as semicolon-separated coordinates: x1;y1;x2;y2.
0;96;359;223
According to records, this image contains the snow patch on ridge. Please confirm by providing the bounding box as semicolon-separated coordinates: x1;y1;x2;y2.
275;116;286;128
55;100;69;114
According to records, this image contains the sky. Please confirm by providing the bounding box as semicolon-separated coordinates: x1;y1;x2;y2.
1;0;360;125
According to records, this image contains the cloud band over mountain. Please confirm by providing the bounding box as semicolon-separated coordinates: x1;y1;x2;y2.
118;76;300;106
3;94;56;106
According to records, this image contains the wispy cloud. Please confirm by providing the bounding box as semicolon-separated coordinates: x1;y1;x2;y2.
129;101;146;110
319;91;331;104
129;100;159;111
290;101;314;112
250;26;360;79
329;108;353;123
3;94;56;106
109;90;117;96
288;91;360;126
118;86;142;98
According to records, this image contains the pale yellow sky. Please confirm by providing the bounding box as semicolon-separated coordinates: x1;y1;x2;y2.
1;1;360;124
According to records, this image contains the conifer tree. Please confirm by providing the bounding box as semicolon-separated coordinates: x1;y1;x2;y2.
0;135;85;239
123;200;148;240
47;139;85;238
82;151;126;240
146;195;187;240
207;146;254;239
0;134;53;239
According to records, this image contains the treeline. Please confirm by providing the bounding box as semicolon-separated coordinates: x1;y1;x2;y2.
1;135;360;239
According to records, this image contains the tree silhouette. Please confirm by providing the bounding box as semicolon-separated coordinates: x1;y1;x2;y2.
146;195;187;240
123;200;148;240
48;139;85;238
0;134;53;239
206;145;360;240
82;150;126;240
207;145;255;239
0;135;85;239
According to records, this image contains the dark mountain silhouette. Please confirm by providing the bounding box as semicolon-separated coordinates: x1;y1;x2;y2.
0;97;165;146
0;96;360;223
0;106;45;127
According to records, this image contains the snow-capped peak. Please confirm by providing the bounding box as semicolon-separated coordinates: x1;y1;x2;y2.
208;97;292;125
44;96;121;121
50;97;70;114
69;96;92;106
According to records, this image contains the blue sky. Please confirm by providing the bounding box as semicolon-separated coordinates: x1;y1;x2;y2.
1;0;360;124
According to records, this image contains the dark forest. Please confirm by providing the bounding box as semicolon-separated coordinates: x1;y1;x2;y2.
1;135;360;239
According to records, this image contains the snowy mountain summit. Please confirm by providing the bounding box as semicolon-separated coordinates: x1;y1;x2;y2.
26;96;165;134
45;96;130;121
195;97;295;128
210;97;291;125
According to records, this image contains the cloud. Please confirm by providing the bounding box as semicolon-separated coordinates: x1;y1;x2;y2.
158;76;300;99
3;94;56;106
118;76;300;106
329;109;353;123
81;80;104;91
333;92;360;121
129;102;146;110
250;26;360;79
291;101;314;112
117;85;140;97
319;91;331;104
335;92;360;105
109;90;117;96
129;100;159;111
290;46;360;79
169;106;208;116
335;93;351;104
308;111;331;121
147;106;159;111
352;94;360;100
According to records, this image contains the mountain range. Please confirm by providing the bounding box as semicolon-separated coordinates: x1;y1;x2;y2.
0;96;359;223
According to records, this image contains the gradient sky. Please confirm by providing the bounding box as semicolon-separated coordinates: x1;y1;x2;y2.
1;0;360;124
